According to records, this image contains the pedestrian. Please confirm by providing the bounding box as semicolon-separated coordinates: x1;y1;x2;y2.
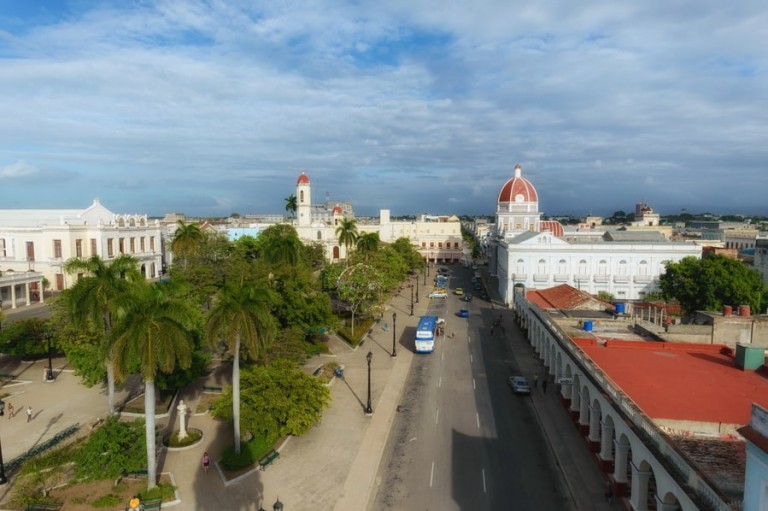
542;378;548;394
7;402;13;418
604;482;613;503
26;406;32;422
533;373;539;389
202;452;211;474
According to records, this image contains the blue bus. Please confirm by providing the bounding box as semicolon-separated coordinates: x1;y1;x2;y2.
415;315;439;353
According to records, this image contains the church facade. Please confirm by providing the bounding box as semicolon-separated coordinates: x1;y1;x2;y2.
488;165;702;305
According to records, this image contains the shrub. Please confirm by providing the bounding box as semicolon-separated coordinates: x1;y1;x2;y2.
73;417;146;480
165;429;202;447
139;482;176;501
91;494;122;508
221;435;274;471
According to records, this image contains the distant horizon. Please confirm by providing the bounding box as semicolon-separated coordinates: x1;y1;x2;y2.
2;2;766;218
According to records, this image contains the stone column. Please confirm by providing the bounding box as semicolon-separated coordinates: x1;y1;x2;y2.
11;284;16;309
612;440;630;496
630;461;652;511
587;404;600;448
599;420;615;471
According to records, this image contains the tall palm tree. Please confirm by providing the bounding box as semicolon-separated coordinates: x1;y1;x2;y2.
262;232;302;266
335;218;359;261
112;280;196;490
284;194;297;220
206;275;276;454
62;254;141;415
171;220;204;269
356;232;380;254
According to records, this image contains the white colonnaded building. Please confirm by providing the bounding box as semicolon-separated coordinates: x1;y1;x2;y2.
487;164;702;305
0;199;163;308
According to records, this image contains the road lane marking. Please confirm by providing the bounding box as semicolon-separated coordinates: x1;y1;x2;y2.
435;409;439;424
470;354;473;363
482;468;487;493
473;378;476;390
438;376;442;388
476;413;480;429
430;461;435;488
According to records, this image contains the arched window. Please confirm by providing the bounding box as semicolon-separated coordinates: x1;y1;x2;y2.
300;190;305;203
515;259;525;274
317;230;322;240
558;259;567;274
538;258;547;274
639;260;649;275
332;246;340;259
598;259;608;275
579;259;587;274
618;259;628;275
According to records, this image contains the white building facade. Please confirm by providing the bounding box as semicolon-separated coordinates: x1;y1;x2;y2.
0;199;163;306
489;165;702;305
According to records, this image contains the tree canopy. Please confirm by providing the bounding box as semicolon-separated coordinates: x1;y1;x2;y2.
659;254;768;317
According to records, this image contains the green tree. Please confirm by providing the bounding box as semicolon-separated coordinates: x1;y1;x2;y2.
356;232;380;254
206;274;276;454
284;194;297;219
111;280;197;490
659;254;768;317
336;263;382;336
62;254;141;415
73;417;147;480
0;317;51;357
258;224;302;266
335;218;359;259
171;220;204;269
211;360;331;441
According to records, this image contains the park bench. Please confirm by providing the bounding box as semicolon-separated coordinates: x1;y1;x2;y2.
25;502;61;511
258;449;280;470
203;385;222;392
142;498;162;510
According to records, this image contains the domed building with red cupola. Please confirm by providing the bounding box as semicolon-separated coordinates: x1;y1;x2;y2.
487;165;701;306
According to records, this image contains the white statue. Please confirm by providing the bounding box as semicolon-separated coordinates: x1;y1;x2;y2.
177;399;188;440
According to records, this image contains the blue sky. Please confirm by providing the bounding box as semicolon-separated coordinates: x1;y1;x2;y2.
1;1;766;218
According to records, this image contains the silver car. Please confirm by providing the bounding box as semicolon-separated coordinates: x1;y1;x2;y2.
508;376;531;394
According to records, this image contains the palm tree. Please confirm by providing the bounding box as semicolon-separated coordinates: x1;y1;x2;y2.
284;194;297;220
262;232;302;266
171;220;204;269
335;218;359;260
206;275;276;454
356;232;380;254
62;254;141;415
112;280;196;490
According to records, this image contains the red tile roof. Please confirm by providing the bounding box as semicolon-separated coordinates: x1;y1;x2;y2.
573;338;768;425
528;285;613;310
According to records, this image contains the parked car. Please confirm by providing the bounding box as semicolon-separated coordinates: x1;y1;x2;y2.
429;291;448;298
463;293;473;302
508;376;531;394
454;288;464;295
458;309;469;318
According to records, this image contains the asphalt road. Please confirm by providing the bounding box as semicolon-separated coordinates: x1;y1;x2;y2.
370;265;572;511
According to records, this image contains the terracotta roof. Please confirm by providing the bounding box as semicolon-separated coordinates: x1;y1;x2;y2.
573;338;768;425
297;171;310;185
527;285;612;310
497;164;538;204
540;220;564;237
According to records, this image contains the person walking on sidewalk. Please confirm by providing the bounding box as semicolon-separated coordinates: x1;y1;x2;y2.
202;452;211;474
7;402;13;418
26;406;33;422
604;482;613;504
533;373;539;389
542;378;548;394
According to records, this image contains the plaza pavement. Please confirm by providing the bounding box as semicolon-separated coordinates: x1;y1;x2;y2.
0;271;624;510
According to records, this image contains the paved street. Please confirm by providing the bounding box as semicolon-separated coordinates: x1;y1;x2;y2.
0;267;624;510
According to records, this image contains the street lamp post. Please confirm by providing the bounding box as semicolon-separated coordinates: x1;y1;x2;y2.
273;497;283;511
391;312;397;357
410;284;414;316
0;434;7;484
415;274;419;303
365;351;373;415
46;333;54;381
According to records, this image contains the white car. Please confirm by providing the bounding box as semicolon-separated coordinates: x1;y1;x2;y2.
508;376;531;394
429;291;448;298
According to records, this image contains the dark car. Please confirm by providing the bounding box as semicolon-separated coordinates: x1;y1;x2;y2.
463;293;473;302
458;309;469;318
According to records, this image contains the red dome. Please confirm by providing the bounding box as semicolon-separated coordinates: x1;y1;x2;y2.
497;164;538;204
332;204;343;215
297;172;310;185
